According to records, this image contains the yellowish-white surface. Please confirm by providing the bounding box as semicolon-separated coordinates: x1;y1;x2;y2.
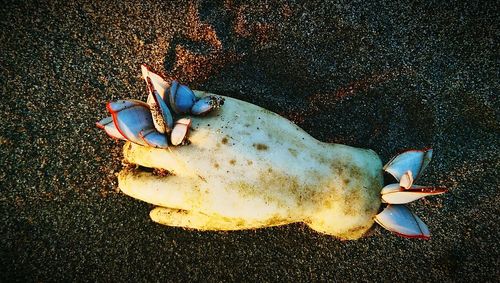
119;92;383;239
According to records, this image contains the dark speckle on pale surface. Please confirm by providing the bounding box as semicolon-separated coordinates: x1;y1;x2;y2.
0;0;498;281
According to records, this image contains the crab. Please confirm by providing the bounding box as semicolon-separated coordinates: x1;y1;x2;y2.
96;65;446;240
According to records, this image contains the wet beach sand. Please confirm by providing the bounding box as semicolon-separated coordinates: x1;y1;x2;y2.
0;0;498;281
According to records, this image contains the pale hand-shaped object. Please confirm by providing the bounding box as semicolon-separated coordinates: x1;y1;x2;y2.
98;65;447;240
119;91;383;240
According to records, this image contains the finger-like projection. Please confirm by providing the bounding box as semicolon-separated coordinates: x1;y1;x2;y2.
97;66;446;240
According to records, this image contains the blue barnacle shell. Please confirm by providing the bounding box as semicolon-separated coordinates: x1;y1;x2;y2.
174;85;197;114
191;95;225;115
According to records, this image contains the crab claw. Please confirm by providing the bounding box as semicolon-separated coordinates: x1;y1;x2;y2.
141;64;169;100
381;184;447;204
170;118;191;146
191;95;225;115
106;100;154;146
375;204;430;239
383;149;433;181
139;129;169;149
96;117;126;140
146;77;174;134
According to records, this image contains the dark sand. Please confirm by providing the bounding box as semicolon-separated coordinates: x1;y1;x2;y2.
0;0;498;281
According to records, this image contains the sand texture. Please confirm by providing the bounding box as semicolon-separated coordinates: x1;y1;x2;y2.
0;0;498;281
